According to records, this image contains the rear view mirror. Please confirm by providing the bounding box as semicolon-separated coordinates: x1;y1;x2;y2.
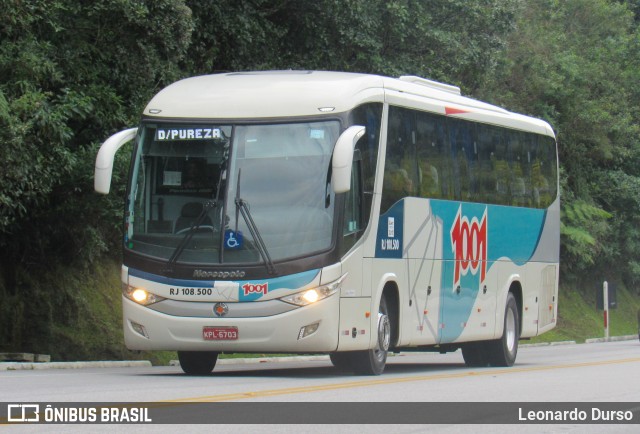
94;128;137;194
332;125;365;193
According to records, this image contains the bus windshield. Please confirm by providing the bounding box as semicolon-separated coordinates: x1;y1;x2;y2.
126;121;340;266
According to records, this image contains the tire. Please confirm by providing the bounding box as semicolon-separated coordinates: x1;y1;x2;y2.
487;292;520;367
461;342;489;367
351;296;391;375
178;351;219;375
329;352;354;371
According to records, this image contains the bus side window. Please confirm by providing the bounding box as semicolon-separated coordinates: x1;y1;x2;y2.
532;135;557;207
523;133;536;208
448;118;477;202
507;132;530;207
382;107;418;212
344;151;363;232
476;124;498;204
416;112;448;200
350;103;382;225
342;149;364;254
492;129;510;205
342;103;383;254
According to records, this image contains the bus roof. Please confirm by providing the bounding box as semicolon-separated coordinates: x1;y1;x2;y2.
143;71;555;137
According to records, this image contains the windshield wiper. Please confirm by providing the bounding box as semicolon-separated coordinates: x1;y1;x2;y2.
234;169;276;275
166;138;232;273
165;200;218;273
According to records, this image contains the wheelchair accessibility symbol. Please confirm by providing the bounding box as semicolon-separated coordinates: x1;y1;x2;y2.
224;230;243;249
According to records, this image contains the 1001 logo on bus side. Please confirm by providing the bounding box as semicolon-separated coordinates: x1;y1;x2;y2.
450;206;488;286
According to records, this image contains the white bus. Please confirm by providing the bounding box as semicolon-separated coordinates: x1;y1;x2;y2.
95;71;559;375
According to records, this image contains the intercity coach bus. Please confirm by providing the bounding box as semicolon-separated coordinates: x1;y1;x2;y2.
95;71;559;375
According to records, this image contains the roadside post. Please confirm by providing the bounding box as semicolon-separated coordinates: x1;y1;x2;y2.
596;281;617;341
603;281;609;341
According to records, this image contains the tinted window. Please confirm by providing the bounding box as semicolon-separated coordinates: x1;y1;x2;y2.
381;105;557;211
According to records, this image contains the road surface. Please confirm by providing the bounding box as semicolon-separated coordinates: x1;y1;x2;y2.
1;339;638;433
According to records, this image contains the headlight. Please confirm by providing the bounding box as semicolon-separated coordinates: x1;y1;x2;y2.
280;275;346;306
122;284;165;306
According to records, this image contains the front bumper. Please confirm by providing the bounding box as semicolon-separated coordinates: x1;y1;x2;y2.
122;293;340;352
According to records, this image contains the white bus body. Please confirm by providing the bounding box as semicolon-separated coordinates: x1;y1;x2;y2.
95;71;559;375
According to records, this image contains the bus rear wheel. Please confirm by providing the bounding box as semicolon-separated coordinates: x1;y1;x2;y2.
178;351;219;375
351;296;391;375
487;292;519;367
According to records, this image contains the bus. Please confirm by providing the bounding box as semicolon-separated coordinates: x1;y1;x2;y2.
94;71;559;375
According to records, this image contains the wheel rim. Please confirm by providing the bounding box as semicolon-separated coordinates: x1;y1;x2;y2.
375;311;391;362
505;307;516;353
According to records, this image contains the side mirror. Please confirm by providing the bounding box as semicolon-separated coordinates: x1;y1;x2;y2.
94;128;138;194
332;125;365;193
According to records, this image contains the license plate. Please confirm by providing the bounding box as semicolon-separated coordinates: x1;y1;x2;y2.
203;326;238;341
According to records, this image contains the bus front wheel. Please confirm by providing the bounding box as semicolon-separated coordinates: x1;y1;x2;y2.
178;351;219;375
351;296;391;375
329;352;354;371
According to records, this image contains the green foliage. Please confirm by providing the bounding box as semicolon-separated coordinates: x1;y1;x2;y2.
183;0;285;72
180;0;520;90
529;283;640;344
2;0;640;359
261;0;519;89
560;199;611;273
0;0;193;358
0;258;172;363
0;0;193;260
480;0;640;287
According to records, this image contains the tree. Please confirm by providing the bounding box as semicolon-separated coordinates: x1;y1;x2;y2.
0;0;193;264
0;0;194;357
480;0;640;284
263;0;518;90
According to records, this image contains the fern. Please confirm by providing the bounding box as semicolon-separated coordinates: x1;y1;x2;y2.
561;200;611;269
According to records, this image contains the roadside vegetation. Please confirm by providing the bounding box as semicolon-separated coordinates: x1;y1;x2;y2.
2;0;640;360
529;286;640;344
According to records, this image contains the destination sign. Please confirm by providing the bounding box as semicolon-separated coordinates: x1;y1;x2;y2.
155;127;222;141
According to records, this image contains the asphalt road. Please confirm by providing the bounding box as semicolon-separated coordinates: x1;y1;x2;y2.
1;339;639;433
